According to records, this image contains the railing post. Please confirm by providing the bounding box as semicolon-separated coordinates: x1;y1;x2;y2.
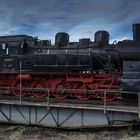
104;90;106;114
138;92;140;118
19;61;22;104
47;89;50;110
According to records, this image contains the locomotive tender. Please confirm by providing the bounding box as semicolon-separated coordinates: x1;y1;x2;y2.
0;24;140;101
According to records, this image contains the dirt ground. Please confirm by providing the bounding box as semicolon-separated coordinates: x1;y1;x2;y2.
0;124;140;140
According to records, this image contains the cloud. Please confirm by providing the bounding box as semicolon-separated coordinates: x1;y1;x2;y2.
0;0;139;43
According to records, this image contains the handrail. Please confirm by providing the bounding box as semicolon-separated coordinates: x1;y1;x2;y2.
0;86;139;95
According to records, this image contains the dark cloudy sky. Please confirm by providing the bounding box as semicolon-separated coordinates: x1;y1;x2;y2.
0;0;140;42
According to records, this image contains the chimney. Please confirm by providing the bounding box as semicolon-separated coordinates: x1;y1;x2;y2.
133;24;140;41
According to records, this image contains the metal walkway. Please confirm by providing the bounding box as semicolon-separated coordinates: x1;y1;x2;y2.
0;96;139;128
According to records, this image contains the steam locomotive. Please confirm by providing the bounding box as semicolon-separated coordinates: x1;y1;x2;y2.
0;24;139;101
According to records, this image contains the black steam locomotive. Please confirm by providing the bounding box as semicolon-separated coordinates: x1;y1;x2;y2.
0;24;139;101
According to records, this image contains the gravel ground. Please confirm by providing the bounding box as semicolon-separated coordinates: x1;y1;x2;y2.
0;124;140;140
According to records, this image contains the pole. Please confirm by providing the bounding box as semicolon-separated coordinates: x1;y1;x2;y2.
47;89;50;110
19;61;22;104
104;90;106;114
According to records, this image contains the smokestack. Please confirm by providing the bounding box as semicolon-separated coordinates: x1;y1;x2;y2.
55;32;69;47
94;30;109;45
133;24;140;41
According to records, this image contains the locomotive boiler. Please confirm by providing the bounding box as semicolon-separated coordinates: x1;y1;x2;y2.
0;24;139;101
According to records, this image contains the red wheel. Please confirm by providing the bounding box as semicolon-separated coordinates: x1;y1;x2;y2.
0;80;10;95
100;91;117;102
32;79;49;99
75;84;92;101
52;80;70;100
99;78;118;102
12;81;29;97
0;82;3;95
89;84;99;99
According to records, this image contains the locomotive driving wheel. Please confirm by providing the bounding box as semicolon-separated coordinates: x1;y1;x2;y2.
0;81;5;95
12;81;29;97
74;83;92;101
100;90;117;102
99;78;118;102
52;80;70;100
32;79;49;99
0;80;11;95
